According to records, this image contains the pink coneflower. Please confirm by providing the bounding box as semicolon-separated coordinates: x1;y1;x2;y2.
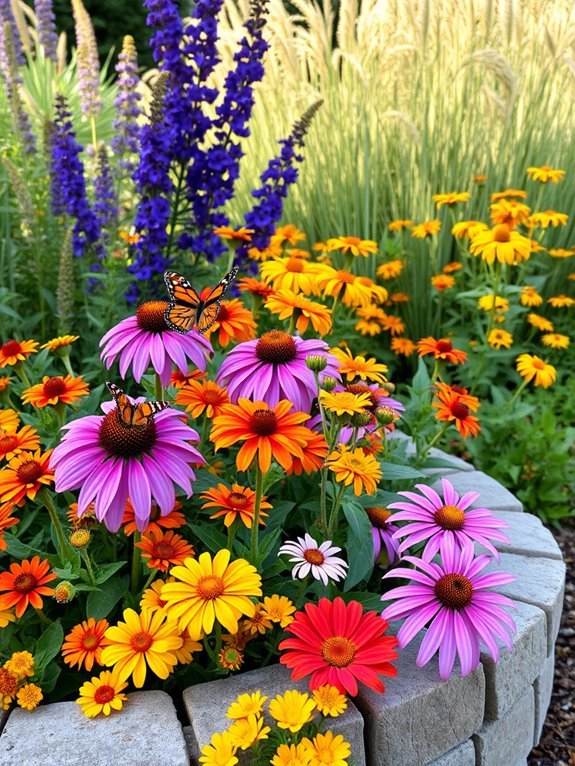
382;539;516;679
364;507;400;565
50;395;205;533
216;330;340;412
99;301;212;388
389;478;510;561
278;534;348;586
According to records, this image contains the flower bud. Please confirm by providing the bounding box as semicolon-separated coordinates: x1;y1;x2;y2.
70;529;91;549
375;406;397;425
381;382;395;394
53;581;75;604
320;376;337;392
306;354;328;373
350;410;372;428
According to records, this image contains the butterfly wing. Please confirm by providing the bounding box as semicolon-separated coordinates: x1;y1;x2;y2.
164;271;202;334
106;382;135;427
196;266;240;334
132;400;169;428
106;381;168;429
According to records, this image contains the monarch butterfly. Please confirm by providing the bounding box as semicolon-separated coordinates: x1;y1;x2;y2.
163;267;239;335
106;382;169;429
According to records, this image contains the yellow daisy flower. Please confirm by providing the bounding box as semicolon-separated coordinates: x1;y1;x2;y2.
451;221;488;240
527;313;554;332
520;286;543;307
319;390;373;417
528;211;568;229
491;189;527;202
432;191;470;208
16;683;43;711
40;335;79;352
313;267;374;308
260;257;325;295
412;220;441;238
548;248;575;258
548;295;575;308
516;354;556;388
265;289;333;336
262;594;295;627
431;274;455;291
312;685;348;717
76;670;128;718
199;731;238;766
326;236;378;257
229;714;270;750
541;333;570;349
330;347;388;384
470;224;531;265
488;329;513;349
271;743;313;766
477;294;509;313
388;219;412;231
526;166;565;184
376;259;404;280
326;447;382;496
302;731;351;766
227;691;268;720
269;690;316;733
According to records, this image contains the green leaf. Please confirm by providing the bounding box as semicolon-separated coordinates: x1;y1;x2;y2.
188;523;227;553
412;357;431;393
34;622;64;672
342;497;371;539
344;527;374;590
341;591;383;612
95;561;127;585
379;462;426;480
39;661;61;694
86;575;129;621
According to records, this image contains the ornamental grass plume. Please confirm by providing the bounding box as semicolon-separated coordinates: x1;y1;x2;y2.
382;539;516;679
50;394;205;532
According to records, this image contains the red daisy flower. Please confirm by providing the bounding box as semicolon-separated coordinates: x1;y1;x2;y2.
279;597;398;696
0;556;56;617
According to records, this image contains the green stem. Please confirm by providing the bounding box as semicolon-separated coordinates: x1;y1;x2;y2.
472;262;502;393
35;608;52;625
131;531;142;594
155;373;164;402
226;524;236;552
251;465;264;565
319;467;328;533
41;490;68;557
327;482;346;538
80;549;97;587
13;362;31;387
142;567;158;591
61;354;75;377
502;379;529;416
418;422;450;463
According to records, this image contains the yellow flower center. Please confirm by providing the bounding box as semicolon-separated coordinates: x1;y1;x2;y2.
13;573;37;594
434;504;466;531
303;548;325;565
94;684;115;704
136;300;170;333
365;506;391;527
98;409;157;458
248;409;278;436
434;574;473;609
493;224;511;242
16;460;43;484
256;330;297;364
130;630;154;653
196;574;225;600
321;636;356;668
1;340;22;356
82;634;99;650
286;257;304;273
43;377;67;397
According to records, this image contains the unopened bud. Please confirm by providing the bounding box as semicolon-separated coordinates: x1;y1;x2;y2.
306;354;328;373
321;376;337;392
375;406;397;425
70;529;91;549
350;410;371;428
53;581;75;604
381;382;395;394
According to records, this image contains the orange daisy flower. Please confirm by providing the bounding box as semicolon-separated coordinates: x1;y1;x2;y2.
62;618;110;671
0;340;38;368
417;337;467;365
170;369;207;388
210;399;313;472
40;335;79;352
287;431;329;476
390;337;416;357
122;500;186;537
213;226;254;243
431;274;455;291
443;262;463;274
0;425;40;461
238;278;275;300
175;379;230;419
21;375;89;408
201;483;271;528
0;450;54;506
0;556;56;617
433;383;480;438
265;289;333;336
0;410;19;433
67;502;98;529
326;236;378;257
204;299;256;348
380;314;406;336
274;224;306;245
0;377;11;392
136;530;195;572
0;503;19;550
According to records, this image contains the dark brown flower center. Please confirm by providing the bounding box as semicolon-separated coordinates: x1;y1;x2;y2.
136;300;170;333
255;331;297;364
436;340;453;353
43;377;67;397
154;540;176;559
434;504;466;530
0;668;19;696
16;460;43;484
130;631;154;653
434;573;473;609
321;636;356;668
217;304;229;321
13;573;37;594
248;409;278;436
365;506;391;527
0;432;18;452
229;492;249;509
98;409;156;458
303;548;325;565
94;684;116;704
450;400;470;420
1;340;22;356
196;574;224;600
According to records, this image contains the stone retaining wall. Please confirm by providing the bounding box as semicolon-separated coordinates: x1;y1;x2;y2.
0;445;565;766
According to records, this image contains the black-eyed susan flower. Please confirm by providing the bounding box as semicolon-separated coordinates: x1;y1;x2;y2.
432;191;470;208
260;256;324;295
516;354;556;387
0;450;54;506
526;165;565;184
0;556;55;617
490;199;531;227
326;236;378;257
390;337;416;356
388;219;413;231
528;211;568;229
377;259;404;279
541;333;570;349
520;286;543;307
265;289;333;336
477;294;509;313
488;329;513;349
548;295;575;308
470;224;531;265
527;313;554;332
0;339;38;368
320;389;373;417
432;383;481;438
76;670;128;718
412;220;441;238
331;347;388;383
417;337;467;365
21;375;89;408
326;447;382;495
313;267;374;307
451;220;488;239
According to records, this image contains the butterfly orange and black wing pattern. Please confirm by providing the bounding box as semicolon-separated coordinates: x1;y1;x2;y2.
163;267;239;334
106;382;169;429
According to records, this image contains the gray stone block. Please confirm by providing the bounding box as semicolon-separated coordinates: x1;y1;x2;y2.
355;639;485;766
425;739;476;766
183;664;366;766
482;600;547;720
473;688;534;766
489;511;562;560
0;691;189;766
421;448;475;477
432;471;523;512
533;651;555;745
485;552;565;654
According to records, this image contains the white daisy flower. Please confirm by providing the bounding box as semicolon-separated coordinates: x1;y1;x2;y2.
278;533;348;586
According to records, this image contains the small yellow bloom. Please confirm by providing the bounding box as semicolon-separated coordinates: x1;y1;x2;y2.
528;211;568;229
443;262;463;274
271;743;313;766
412;220;441;238
527;313;554;332
516;354;556;388
40;335;79;352
330;347;388;384
302;731;351;766
488;329;513;350
5;651;34;679
390;337;416;356
526;166;565;184
199;731;238;766
491;189;527;202
227;691;268;720
312;685;348;717
320;390;373;417
376;259;404;280
388;219;413;231
265;289;333;336
269;690;316;733
16;683;43;711
432;191;470;208
548;248;575;259
548;295;575;308
520;286;543;307
490;200;531;227
451;221;488;240
275;224;306;245
262;594;295;627
477;294;509;313
228;714;270;750
326;447;382;496
541;333;570;349
431;274;455;291
326;236;378;257
76;670;128;718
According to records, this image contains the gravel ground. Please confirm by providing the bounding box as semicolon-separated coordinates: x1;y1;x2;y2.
529;523;574;766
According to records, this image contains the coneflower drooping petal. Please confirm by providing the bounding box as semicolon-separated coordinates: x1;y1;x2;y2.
34;0;58;63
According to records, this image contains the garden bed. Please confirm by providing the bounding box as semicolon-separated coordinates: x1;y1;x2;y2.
0;444;564;766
